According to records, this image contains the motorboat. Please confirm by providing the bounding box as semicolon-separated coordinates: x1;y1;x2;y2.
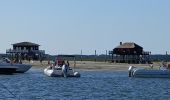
0;58;32;73
128;62;170;78
44;66;80;77
44;55;80;77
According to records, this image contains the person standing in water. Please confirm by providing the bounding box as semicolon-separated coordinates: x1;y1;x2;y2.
62;60;70;77
62;61;67;77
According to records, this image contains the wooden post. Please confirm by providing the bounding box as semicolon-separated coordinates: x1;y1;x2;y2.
105;50;107;62
166;51;168;62
81;50;82;61
95;50;96;62
73;57;76;72
112;51;114;63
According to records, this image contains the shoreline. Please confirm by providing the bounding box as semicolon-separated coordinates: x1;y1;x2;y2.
23;60;162;71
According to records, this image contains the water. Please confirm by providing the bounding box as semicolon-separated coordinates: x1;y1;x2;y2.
0;68;170;100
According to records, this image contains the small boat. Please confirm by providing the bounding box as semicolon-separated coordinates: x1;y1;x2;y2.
0;58;32;73
44;55;80;77
44;66;80;77
128;62;170;78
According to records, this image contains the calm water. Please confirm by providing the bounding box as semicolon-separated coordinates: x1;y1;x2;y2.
0;68;170;100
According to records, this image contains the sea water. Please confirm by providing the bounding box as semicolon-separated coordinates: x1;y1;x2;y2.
0;68;170;100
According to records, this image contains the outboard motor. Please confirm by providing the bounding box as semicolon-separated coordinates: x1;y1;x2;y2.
74;72;80;77
128;66;135;77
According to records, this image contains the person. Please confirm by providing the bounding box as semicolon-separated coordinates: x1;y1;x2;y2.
3;58;11;63
28;58;31;63
19;59;22;64
66;60;70;67
40;58;43;65
48;60;50;65
149;64;153;69
61;60;65;66
62;61;66;77
62;60;69;77
160;61;167;70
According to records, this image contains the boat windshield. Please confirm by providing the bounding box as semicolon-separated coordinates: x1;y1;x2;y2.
0;58;11;63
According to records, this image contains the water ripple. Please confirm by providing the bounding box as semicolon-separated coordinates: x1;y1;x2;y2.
0;69;170;100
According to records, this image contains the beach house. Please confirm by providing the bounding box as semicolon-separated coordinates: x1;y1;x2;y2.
110;42;151;64
6;42;45;60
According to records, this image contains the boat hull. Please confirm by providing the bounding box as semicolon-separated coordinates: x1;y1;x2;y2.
133;69;170;78
14;64;32;73
0;68;17;74
0;63;32;73
44;67;80;77
0;58;32;73
129;66;170;78
0;64;17;74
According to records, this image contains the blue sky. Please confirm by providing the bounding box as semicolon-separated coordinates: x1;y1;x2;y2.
0;0;170;55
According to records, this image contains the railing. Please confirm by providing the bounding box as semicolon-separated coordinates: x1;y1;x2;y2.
30;50;45;54
142;51;151;55
6;49;29;53
6;49;45;54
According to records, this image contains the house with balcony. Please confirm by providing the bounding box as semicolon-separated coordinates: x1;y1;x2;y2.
6;42;45;60
109;42;151;64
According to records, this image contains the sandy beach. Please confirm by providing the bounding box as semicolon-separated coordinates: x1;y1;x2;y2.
23;60;163;71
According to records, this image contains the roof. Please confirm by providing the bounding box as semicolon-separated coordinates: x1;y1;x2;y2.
115;42;143;49
12;42;40;46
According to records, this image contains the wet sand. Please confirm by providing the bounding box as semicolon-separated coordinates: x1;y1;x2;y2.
23;60;162;71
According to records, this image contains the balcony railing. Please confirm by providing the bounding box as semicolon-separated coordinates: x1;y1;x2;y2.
6;49;45;54
6;49;28;53
31;50;45;54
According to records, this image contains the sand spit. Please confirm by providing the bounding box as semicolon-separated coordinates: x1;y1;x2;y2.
22;60;162;71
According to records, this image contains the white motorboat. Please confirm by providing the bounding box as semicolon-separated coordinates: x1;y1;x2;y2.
44;55;80;77
0;58;32;73
44;66;80;77
128;63;170;78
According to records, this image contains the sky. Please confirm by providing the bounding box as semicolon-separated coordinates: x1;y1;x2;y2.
0;0;170;55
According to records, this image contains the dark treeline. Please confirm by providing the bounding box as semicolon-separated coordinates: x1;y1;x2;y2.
47;54;170;62
45;54;110;62
150;55;170;62
1;53;170;62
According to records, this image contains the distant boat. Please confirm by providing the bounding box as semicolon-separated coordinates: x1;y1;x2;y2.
128;62;170;78
44;66;80;77
0;58;32;74
44;55;80;77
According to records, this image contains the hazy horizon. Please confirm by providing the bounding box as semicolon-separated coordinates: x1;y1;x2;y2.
0;0;170;55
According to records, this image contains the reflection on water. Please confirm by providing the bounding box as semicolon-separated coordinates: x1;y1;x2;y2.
0;68;170;100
